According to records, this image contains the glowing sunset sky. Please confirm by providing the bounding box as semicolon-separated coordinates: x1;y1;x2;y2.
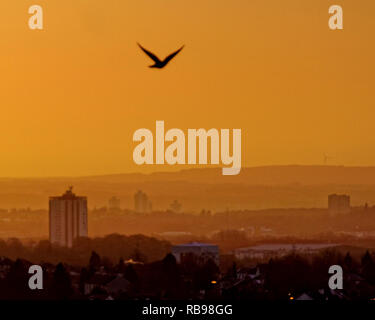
0;0;374;177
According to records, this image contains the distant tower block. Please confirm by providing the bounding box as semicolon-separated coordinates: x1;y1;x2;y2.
49;187;88;247
170;200;182;213
328;194;350;215
134;190;151;213
108;196;121;210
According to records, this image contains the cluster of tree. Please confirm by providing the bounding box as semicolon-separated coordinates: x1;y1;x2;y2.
3;247;375;300
260;250;375;300
120;253;220;299
0;258;75;300
0;250;220;300
0;234;171;266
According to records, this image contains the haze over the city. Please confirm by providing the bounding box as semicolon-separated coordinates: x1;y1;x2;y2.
0;165;374;211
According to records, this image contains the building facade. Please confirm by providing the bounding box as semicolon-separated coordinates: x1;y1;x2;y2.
172;242;219;266
328;194;351;215
49;187;88;247
108;196;121;211
134;190;152;213
232;243;339;261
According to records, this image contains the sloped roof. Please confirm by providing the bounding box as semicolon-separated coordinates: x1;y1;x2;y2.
106;276;131;294
174;242;218;248
296;293;314;300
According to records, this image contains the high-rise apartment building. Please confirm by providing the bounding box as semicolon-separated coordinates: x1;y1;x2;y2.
328;194;350;215
49;187;88;247
108;196;121;211
134;190;152;213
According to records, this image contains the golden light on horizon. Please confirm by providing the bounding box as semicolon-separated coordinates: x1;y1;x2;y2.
0;0;374;177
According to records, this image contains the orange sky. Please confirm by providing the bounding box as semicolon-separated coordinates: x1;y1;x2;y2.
0;0;374;177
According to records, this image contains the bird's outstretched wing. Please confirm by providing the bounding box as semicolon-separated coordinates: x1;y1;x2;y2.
137;43;161;63
163;45;185;65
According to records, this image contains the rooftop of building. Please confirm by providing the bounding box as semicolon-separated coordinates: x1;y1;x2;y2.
235;243;339;252
173;242;218;248
50;186;87;200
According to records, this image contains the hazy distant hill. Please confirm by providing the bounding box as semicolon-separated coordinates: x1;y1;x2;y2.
80;165;375;185
0;166;375;211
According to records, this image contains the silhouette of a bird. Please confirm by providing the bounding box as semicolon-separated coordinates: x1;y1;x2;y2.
137;43;184;69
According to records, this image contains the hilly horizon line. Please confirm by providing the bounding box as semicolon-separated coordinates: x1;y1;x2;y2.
0;164;375;180
0;164;375;210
